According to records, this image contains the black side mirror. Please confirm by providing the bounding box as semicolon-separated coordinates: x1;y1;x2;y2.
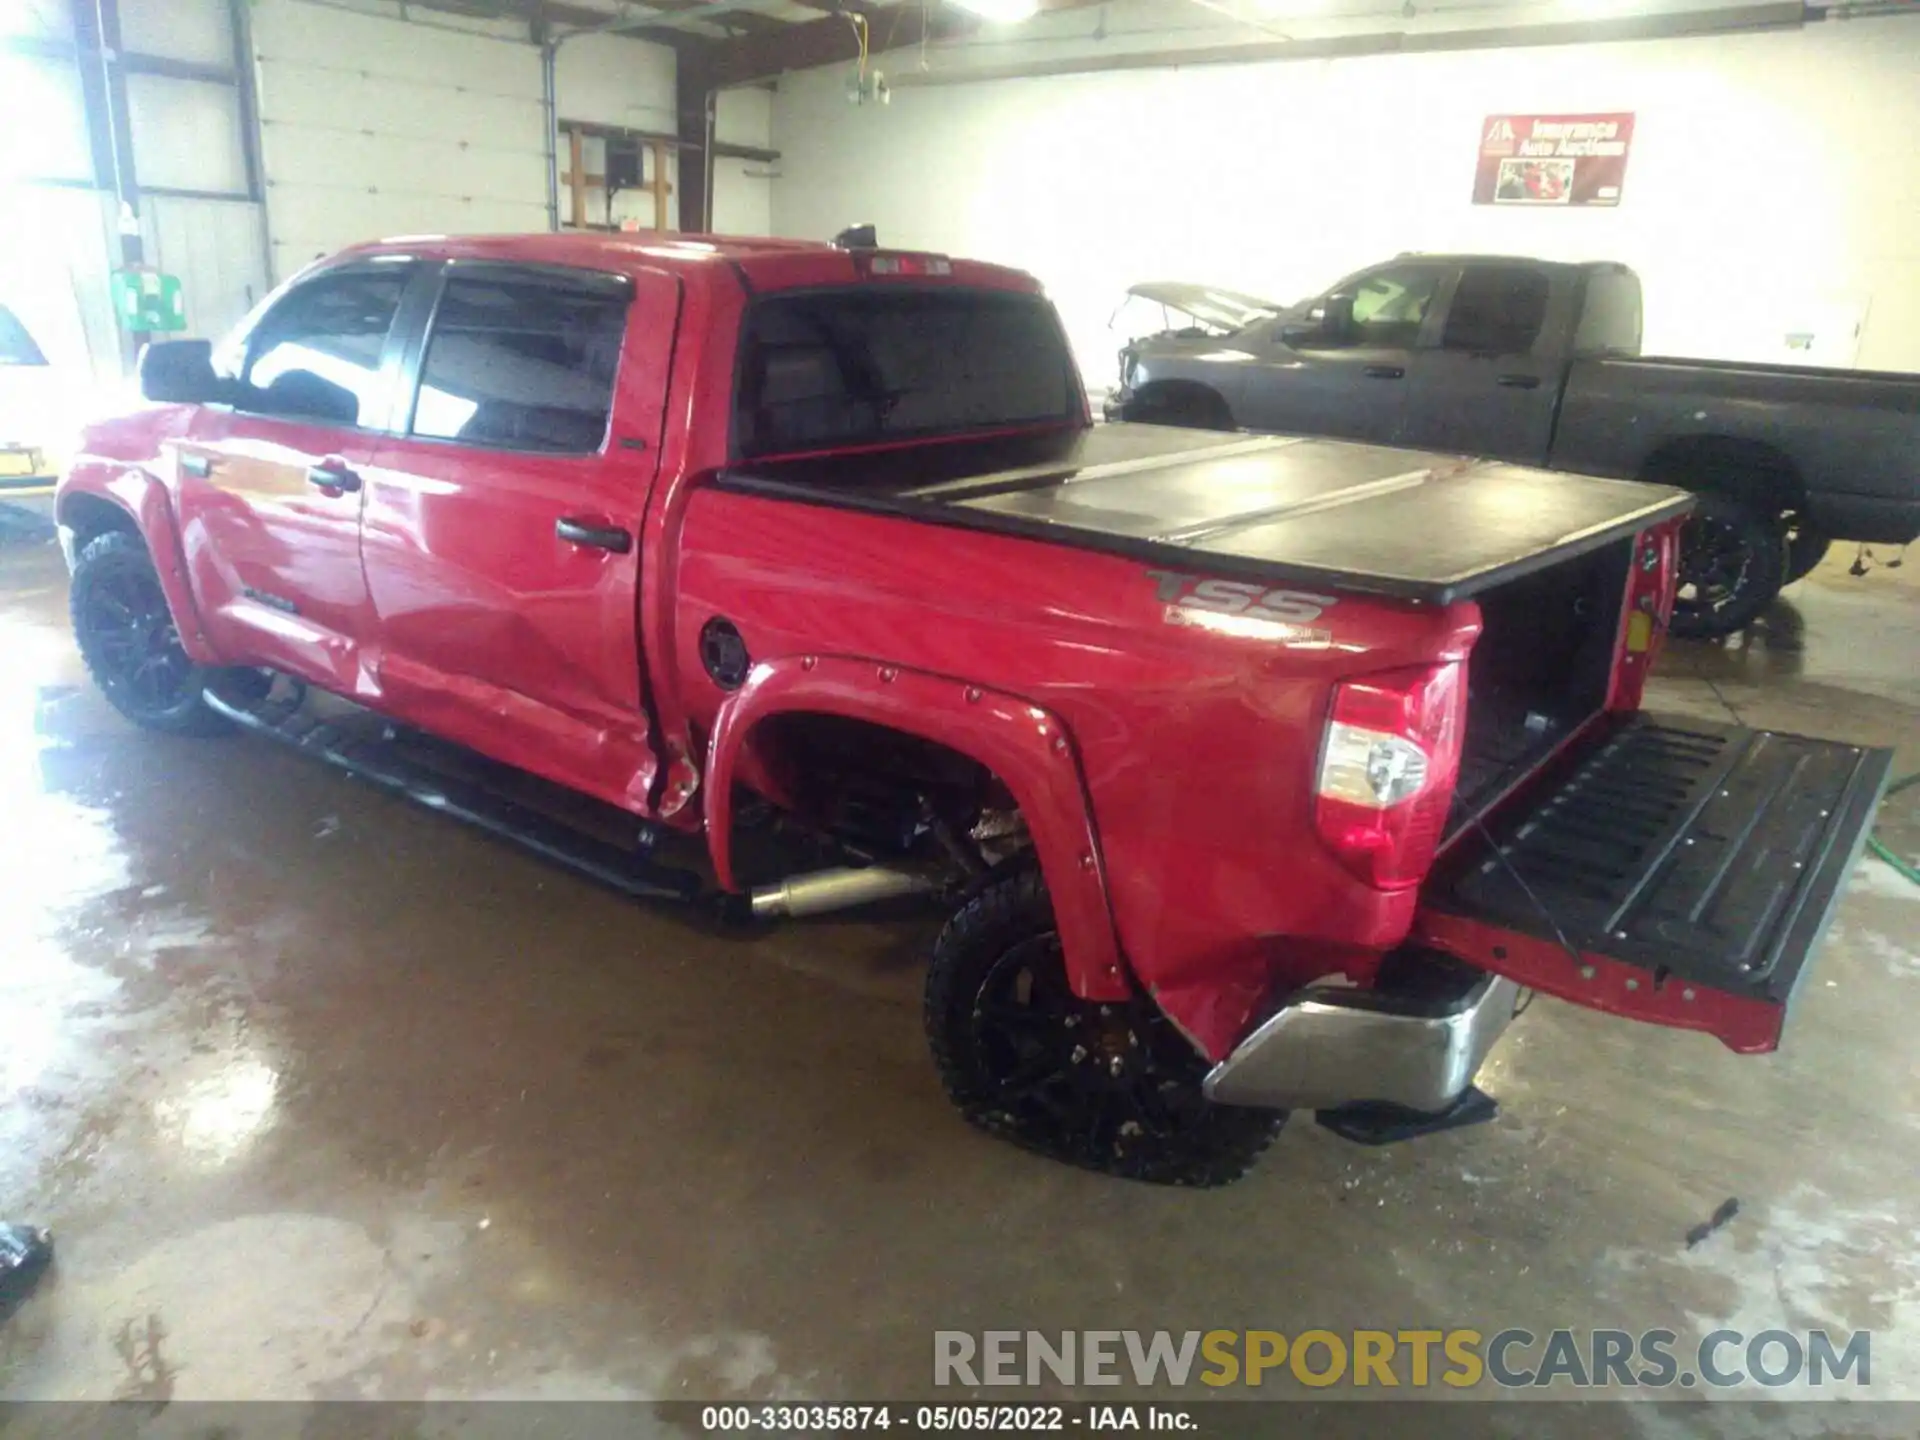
138;339;225;404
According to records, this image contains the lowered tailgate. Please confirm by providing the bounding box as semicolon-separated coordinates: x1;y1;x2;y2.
1414;715;1891;1052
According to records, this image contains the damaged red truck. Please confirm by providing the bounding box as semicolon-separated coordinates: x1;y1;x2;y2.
56;235;1892;1186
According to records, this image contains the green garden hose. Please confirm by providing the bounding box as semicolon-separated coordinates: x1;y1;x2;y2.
1870;772;1920;887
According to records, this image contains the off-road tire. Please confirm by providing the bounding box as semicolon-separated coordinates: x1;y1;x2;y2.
1670;494;1787;640
69;531;231;736
925;868;1284;1187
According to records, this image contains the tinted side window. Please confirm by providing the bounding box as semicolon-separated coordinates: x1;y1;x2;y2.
1443;267;1551;355
241;268;410;427
411;271;630;454
1330;266;1444;349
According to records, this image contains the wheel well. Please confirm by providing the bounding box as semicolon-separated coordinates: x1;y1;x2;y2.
1128;379;1234;429
1639;437;1805;519
744;711;1015;857
58;492;141;549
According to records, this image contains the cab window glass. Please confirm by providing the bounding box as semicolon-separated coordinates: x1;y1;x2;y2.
411;269;630;454
1347;266;1444;347
1443;266;1551;355
240;268;410;427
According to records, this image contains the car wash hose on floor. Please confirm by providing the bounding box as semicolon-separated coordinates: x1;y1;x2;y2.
1870;772;1920;887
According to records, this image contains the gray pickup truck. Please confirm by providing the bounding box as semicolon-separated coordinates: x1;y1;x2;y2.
1109;258;1920;636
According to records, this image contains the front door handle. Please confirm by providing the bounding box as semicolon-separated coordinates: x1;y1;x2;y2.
307;463;361;493
1496;373;1542;389
556;517;632;554
1363;365;1406;380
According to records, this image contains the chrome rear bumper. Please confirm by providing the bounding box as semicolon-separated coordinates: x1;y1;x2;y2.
1203;972;1520;1113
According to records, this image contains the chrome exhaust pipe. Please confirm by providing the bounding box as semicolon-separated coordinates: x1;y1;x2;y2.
749;866;935;919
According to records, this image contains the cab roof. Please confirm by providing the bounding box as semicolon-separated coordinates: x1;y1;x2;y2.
328;231;1043;295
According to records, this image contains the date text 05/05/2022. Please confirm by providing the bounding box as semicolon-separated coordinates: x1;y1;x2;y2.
700;1405;1194;1432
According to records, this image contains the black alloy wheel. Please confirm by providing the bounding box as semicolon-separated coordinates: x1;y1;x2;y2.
926;869;1283;1187
70;531;230;736
1670;495;1786;640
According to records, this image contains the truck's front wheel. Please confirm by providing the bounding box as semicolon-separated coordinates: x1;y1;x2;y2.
925;869;1284;1186
1671;495;1786;639
70;531;231;737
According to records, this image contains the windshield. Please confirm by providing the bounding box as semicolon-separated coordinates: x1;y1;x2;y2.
733;287;1079;459
0;304;47;366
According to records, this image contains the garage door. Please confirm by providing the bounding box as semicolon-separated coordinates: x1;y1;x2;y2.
250;2;547;279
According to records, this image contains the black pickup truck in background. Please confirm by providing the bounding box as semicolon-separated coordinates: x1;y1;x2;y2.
1110;259;1920;636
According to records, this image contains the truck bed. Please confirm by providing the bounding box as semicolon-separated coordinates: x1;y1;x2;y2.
717;424;1691;606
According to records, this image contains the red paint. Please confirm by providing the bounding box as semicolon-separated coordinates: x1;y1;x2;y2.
50;232;1797;1068
1414;912;1782;1054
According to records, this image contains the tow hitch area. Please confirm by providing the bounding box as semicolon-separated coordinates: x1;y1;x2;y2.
1417;715;1892;1052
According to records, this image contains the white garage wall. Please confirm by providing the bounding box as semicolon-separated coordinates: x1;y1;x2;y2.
769;15;1920;378
712;87;773;237
248;0;679;280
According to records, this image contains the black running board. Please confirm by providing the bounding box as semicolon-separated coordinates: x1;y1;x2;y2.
202;684;707;906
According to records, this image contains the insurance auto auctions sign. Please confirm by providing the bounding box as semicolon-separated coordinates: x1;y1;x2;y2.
1474;113;1635;206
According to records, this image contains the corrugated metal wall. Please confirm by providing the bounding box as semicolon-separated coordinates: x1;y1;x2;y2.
250;2;549;277
141;197;270;341
247;0;684;278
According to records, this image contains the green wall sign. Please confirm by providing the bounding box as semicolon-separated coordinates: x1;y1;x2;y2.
111;270;187;333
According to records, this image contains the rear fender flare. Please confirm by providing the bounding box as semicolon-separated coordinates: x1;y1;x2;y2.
703;656;1130;1001
58;468;219;664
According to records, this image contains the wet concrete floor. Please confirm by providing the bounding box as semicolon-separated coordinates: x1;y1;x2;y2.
0;515;1916;1430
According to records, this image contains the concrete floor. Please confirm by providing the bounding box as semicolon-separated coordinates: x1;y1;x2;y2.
1;512;1916;1426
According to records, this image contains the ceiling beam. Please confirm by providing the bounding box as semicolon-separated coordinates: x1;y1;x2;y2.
705;1;1112;87
707;3;973;87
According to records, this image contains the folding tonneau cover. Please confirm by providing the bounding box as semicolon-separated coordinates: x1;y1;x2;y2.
715;423;1693;606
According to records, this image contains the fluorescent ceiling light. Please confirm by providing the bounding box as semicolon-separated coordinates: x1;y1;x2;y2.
950;0;1041;20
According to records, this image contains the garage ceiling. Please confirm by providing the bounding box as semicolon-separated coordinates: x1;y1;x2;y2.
380;0;1878;90
373;1;1106;86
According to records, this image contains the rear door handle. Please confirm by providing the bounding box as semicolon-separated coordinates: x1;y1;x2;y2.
1363;365;1406;380
180;453;212;478
1497;374;1542;389
556;517;632;554
307;463;361;493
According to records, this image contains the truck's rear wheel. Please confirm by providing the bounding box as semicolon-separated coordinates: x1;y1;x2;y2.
1670;495;1786;639
925;869;1284;1186
70;531;231;737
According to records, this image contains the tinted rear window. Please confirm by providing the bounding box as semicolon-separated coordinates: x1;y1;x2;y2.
0;304;46;366
733;288;1077;459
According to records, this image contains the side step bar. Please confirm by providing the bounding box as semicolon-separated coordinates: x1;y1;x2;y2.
202;682;708;906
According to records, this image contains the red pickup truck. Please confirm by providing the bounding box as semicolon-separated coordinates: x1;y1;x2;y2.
56;234;1891;1186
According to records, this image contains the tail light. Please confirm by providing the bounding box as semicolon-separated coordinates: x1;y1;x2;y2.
1314;662;1467;890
